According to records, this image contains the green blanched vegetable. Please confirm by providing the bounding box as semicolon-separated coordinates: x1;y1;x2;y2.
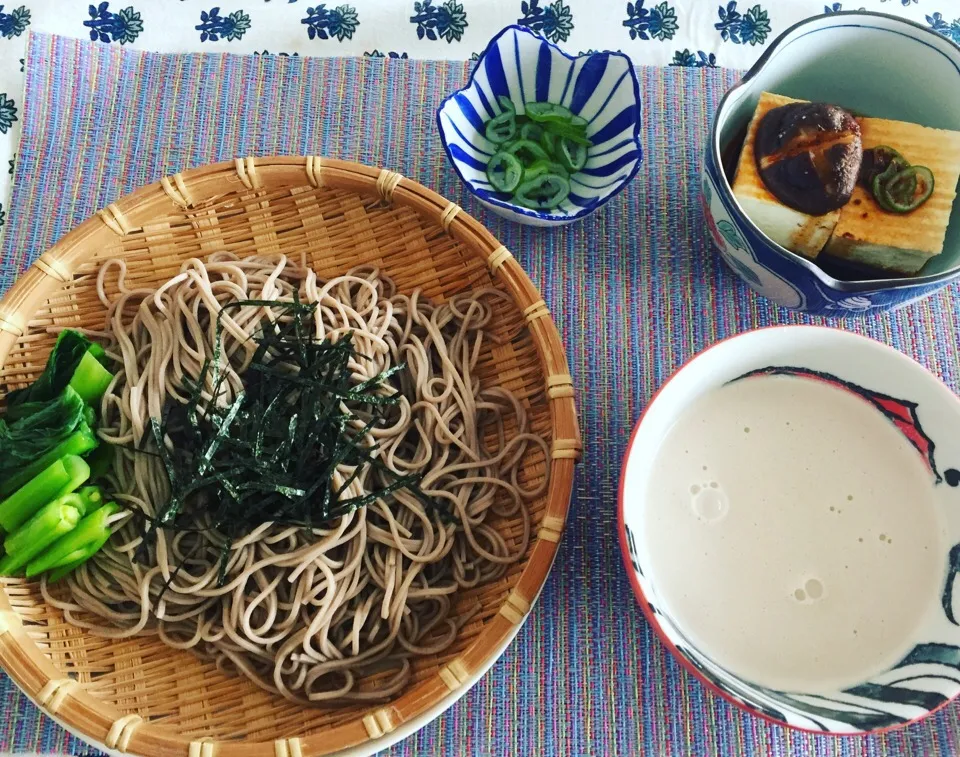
0;330;112;496
47;533;110;583
0;454;89;532
58;455;92;498
0;496;82;575
0;423;97;498
85;442;114;482
69;351;114;404
5;330;108;412
0;386;89;493
0;328;116;578
75;485;104;516
26;501;118;577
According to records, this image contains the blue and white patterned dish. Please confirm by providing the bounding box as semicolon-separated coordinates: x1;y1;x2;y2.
619;326;960;735
436;25;643;227
704;11;960;315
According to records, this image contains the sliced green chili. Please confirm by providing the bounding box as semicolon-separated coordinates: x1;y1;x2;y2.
524;102;575;123
524;159;569;181
880;166;935;213
557;136;588;173
485;111;517;144
520;122;545;143
479;100;594;211
514;174;571;210
540;130;557;156
486;151;524;193
545;121;592;145
505;139;549;164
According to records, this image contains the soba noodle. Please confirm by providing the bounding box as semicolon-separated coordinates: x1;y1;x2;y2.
41;253;548;704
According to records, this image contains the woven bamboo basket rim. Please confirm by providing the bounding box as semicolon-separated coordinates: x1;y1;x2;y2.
0;156;581;757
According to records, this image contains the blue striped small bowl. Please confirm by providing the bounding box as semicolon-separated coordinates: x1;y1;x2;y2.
437;25;643;227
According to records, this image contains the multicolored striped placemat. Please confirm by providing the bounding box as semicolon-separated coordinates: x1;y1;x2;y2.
3;30;960;757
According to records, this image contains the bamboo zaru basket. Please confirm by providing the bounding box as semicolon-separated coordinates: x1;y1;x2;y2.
0;157;580;756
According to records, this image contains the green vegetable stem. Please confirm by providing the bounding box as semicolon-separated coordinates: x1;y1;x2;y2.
75;485;104;517
85;442;115;482
0;496;82;575
47;532;110;583
0;424;97;498
0;385;88;490
5;330;106;411
26;501;118;577
68;351;114;404
0;454;89;533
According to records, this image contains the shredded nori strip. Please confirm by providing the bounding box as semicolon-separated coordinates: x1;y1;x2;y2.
135;299;450;584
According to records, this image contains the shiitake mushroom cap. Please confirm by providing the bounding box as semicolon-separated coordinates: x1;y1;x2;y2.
755;102;863;216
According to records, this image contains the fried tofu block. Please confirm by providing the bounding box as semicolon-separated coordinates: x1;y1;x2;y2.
732;92;841;260
823;118;960;275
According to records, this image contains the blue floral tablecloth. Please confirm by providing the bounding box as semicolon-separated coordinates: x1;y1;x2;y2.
0;0;952;244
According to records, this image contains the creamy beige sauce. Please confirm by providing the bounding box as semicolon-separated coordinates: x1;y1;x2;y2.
643;375;945;694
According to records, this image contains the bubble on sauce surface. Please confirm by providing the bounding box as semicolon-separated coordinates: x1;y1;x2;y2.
690;484;701;495
804;578;824;600
794;588;806;601
692;486;728;522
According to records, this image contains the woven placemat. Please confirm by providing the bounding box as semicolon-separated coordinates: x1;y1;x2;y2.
2;31;960;757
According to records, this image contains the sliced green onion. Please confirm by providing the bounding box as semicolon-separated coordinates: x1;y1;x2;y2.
514;174;571;210
0;424;98;498
524;101;575;123
26;501;118;577
485;111;517;144
68;350;114;404
486;151;524;193
0;498;82;575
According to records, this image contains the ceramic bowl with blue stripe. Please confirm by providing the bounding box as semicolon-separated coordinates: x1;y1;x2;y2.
437;25;642;227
